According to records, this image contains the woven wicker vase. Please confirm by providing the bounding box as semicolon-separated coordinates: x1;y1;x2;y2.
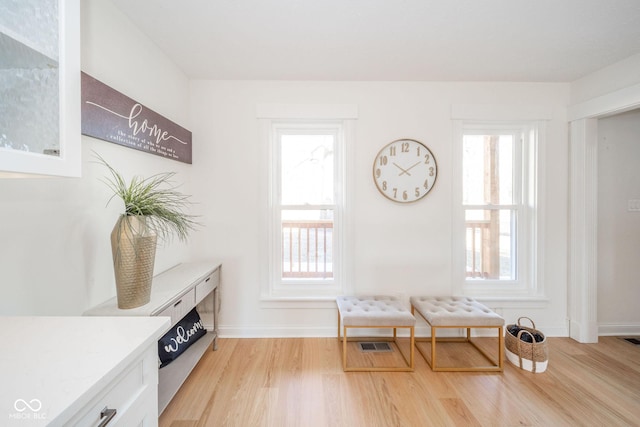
111;215;157;309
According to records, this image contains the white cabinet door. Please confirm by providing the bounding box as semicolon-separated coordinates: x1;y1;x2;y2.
0;0;81;177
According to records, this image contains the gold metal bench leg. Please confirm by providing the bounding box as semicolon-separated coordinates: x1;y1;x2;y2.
498;326;504;369
343;325;348;371
410;326;415;368
431;326;437;370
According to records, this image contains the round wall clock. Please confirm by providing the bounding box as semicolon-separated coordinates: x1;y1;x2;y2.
372;138;437;203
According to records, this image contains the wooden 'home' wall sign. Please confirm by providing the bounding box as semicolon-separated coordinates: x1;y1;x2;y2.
81;72;192;164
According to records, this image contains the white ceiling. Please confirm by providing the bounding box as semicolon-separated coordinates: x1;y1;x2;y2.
111;0;640;82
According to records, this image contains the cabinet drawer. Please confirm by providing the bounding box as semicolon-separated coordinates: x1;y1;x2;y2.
72;356;147;426
195;268;219;305
157;289;195;324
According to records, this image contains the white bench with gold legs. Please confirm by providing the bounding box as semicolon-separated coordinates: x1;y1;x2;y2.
336;296;415;372
410;296;504;372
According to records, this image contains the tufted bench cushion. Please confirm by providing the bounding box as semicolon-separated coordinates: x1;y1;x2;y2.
336;296;416;327
410;296;504;327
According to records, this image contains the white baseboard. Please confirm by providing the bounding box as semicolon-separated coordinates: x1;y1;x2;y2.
219;324;570;339
598;323;640;336
220;326;337;338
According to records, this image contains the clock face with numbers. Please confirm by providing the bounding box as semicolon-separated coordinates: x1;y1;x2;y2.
372;139;437;203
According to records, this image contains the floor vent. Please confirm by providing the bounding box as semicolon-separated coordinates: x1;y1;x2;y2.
358;342;393;352
624;338;640;345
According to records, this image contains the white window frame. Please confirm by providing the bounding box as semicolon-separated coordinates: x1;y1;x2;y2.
270;121;345;297
257;104;356;304
452;119;545;299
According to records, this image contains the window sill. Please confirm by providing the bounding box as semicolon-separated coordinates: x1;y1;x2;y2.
462;295;550;309
260;296;337;309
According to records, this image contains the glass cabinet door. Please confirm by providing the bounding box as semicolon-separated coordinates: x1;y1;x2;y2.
0;0;80;177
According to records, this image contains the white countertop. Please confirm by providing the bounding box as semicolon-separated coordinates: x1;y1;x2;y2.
0;316;170;426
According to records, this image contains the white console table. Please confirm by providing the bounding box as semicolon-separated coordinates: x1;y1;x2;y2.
84;259;221;415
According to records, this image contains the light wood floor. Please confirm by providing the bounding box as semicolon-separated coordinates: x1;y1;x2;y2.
159;336;640;427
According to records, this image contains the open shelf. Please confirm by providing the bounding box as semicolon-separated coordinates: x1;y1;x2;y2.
158;330;216;414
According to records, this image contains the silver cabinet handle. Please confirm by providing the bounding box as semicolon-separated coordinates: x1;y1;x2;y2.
98;406;117;427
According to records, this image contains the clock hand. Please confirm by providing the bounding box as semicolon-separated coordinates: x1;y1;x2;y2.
403;161;422;174
393;162;411;176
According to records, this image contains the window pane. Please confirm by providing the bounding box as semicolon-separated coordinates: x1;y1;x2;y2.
281;134;334;205
281;209;333;280
465;209;516;280
462;134;514;205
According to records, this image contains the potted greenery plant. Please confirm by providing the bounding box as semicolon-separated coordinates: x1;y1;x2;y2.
97;154;199;309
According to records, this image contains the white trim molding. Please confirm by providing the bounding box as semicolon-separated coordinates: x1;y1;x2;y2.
568;82;640;121
257;104;357;306
256;104;358;119
451;104;553;121
451;115;547;301
568;119;599;343
568;77;640;343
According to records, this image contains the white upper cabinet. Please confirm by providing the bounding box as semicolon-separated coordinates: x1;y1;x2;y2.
0;0;80;177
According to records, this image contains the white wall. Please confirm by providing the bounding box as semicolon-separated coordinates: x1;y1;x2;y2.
597;108;640;334
0;2;574;338
190;80;570;337
0;0;193;315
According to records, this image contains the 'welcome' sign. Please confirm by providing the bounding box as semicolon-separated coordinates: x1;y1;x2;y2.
81;72;192;164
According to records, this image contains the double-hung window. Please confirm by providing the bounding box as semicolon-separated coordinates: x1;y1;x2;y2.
453;121;543;297
267;120;347;298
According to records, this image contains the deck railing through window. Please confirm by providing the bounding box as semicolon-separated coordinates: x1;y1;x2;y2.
466;219;491;278
282;219;333;278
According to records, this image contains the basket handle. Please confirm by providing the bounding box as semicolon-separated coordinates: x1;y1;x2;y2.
516;329;538;373
517;317;536;330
